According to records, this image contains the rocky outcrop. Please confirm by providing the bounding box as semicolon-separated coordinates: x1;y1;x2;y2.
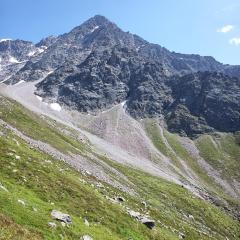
165;72;240;135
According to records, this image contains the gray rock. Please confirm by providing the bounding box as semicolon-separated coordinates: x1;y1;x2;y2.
179;232;185;239
139;217;155;229
17;199;25;206
84;218;90;227
48;222;57;228
0;183;8;192
127;210;155;229
80;235;93;240
115;196;125;202
51;210;72;224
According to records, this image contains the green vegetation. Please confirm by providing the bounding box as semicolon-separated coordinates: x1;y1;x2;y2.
144;119;219;189
93;155;240;240
0;96;239;239
0;128;155;240
196;134;240;180
0;96;88;155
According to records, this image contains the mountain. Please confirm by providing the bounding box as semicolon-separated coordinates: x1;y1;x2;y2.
2;15;240;137
0;15;240;240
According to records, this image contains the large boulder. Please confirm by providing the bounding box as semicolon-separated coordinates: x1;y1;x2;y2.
51;210;72;224
127;210;155;229
139;216;155;229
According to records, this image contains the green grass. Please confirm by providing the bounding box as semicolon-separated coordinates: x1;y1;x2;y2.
144;119;219;189
144;119;172;158
144;119;240;219
0;128;158;240
196;134;240;180
92;155;240;240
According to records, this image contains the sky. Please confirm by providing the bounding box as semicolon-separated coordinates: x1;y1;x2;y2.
1;0;240;65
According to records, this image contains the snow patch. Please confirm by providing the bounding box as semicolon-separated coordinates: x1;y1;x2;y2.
28;50;36;57
90;26;99;33
50;103;61;111
28;47;46;57
47;70;54;75
0;38;12;43
9;56;20;64
121;100;127;107
38;47;45;54
14;80;25;86
36;95;43;101
41;46;48;50
0;79;6;84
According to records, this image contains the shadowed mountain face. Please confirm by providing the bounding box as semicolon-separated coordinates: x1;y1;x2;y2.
1;15;240;136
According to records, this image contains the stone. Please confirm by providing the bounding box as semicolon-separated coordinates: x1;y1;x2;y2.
0;183;8;192
188;214;194;220
84;218;90;227
17;199;25;206
32;207;38;212
51;210;72;224
127;210;141;218
141;201;147;208
139;217;155;229
48;222;57;228
127;210;155;229
115;196;125;202
80;235;93;240
179;232;185;239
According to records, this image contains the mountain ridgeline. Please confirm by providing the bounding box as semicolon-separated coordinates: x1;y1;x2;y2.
1;15;240;136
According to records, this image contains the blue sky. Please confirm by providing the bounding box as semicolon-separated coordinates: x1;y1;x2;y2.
1;0;240;64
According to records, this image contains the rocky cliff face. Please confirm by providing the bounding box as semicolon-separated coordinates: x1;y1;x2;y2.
166;72;240;135
1;15;240;136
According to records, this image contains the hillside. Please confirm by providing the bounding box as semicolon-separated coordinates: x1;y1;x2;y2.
0;95;239;240
0;15;240;240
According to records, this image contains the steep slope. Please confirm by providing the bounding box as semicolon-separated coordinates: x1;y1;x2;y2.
164;72;240;135
1;80;240;202
0;94;239;240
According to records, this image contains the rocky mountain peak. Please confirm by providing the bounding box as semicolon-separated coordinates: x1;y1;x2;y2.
71;15;118;33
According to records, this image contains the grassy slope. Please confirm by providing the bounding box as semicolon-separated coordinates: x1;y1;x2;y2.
0;96;88;155
196;134;240;181
144;119;240;195
96;154;240;240
0;128;156;240
0;97;239;239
